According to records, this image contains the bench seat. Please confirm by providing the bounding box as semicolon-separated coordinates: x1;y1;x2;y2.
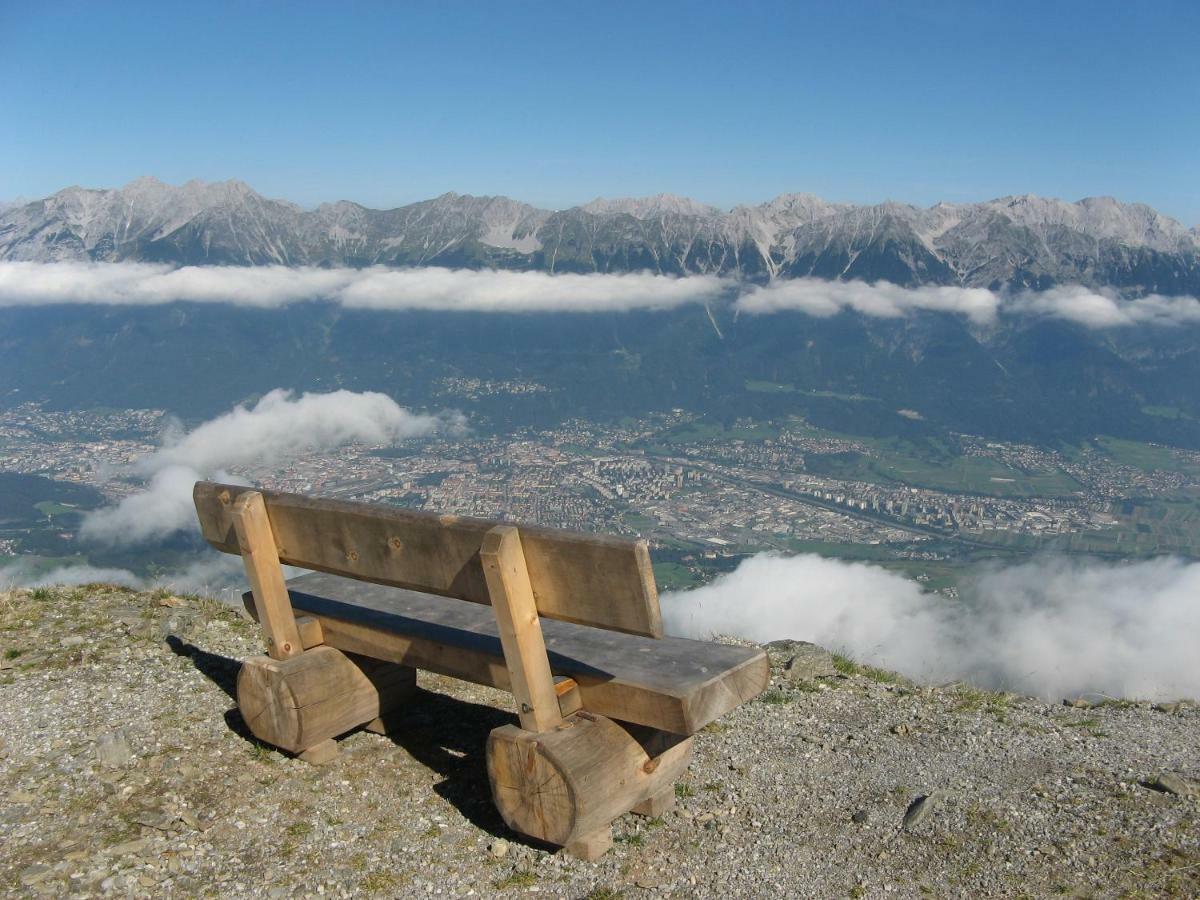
250;571;769;736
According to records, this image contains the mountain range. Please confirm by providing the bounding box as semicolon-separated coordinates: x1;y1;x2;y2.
3;178;1199;294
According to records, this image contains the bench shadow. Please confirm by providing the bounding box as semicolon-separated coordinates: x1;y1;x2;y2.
166;634;528;840
165;635;239;701
375;686;519;838
164;635;262;744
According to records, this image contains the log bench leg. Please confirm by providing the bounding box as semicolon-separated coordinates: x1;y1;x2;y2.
487;712;693;860
565;827;613;862
631;786;676;817
297;739;340;765
237;647;416;762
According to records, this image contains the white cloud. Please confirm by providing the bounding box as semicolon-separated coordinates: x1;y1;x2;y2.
736;279;1002;325
80;388;456;545
1007;284;1200;329
0;553;289;605
736;278;1200;329
0;560;145;590
338;267;728;312
2;261;1198;328
0;261;727;313
662;553;1200;701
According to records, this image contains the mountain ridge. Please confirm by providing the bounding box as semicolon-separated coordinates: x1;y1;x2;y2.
3;178;1198;294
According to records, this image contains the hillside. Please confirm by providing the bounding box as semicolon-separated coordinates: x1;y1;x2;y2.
3;179;1198;293
7;298;1200;449
1;585;1196;897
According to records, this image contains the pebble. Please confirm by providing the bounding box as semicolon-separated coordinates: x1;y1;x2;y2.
780;642;838;681
19;863;52;886
488;838;510;858
851;809;869;825
1153;701;1190;715
94;729;133;769
109;838;151;856
1147;772;1199;799
902;792;942;832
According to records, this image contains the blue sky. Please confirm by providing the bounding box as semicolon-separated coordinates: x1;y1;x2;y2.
3;0;1197;222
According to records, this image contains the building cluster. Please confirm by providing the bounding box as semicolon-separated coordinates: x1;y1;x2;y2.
2;403;1196;570
434;377;549;399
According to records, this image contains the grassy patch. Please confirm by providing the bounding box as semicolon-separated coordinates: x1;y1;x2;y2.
758;689;791;705
361;871;399;893
832;653;902;684
495;871;537;890
582;888;624;900
954;686;1012;720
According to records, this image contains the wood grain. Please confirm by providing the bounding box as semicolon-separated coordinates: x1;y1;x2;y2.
237;646;416;753
195;481;662;637
486;714;693;854
480;526;563;732
243;572;770;735
230;491;302;660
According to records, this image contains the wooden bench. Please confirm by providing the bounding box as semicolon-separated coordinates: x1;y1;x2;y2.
193;481;768;859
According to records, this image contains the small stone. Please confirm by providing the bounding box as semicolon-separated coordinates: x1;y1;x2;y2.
781;642;837;681
109;838;150;856
488;838;510;859
1146;772;1199;799
19;864;52;886
1062;697;1094;710
61;635;86;647
1153;701;1189;715
133;809;175;830
902;792;941;832
851;809;869;825
891;723;914;736
94;729;133;769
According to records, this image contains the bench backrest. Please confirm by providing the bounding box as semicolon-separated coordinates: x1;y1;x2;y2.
194;481;663;638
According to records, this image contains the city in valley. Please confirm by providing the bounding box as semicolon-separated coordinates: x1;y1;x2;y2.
4;383;1199;594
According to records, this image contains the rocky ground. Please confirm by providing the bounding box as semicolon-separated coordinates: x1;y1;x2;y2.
0;585;1197;899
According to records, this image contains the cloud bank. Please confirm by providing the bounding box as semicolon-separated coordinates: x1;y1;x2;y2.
0;554;274;604
0;262;726;313
81;388;457;545
662;553;1200;701
735;280;1200;329
2;262;1199;328
734;280;1002;325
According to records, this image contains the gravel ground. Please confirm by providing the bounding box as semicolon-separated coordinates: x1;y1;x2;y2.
0;585;1197;899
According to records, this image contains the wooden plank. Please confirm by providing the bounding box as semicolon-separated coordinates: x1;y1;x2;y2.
194;481;662;638
480;526;563;732
230;490;302;660
244;572;769;735
295;615;324;649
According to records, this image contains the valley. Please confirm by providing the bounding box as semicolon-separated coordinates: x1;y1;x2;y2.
4;399;1199;596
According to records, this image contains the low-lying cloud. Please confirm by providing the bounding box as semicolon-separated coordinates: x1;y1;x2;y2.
0;261;726;313
736;280;1200;329
662;553;1200;701
735;279;1002;325
81;388;458;545
2;262;1199;328
0;554;270;604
